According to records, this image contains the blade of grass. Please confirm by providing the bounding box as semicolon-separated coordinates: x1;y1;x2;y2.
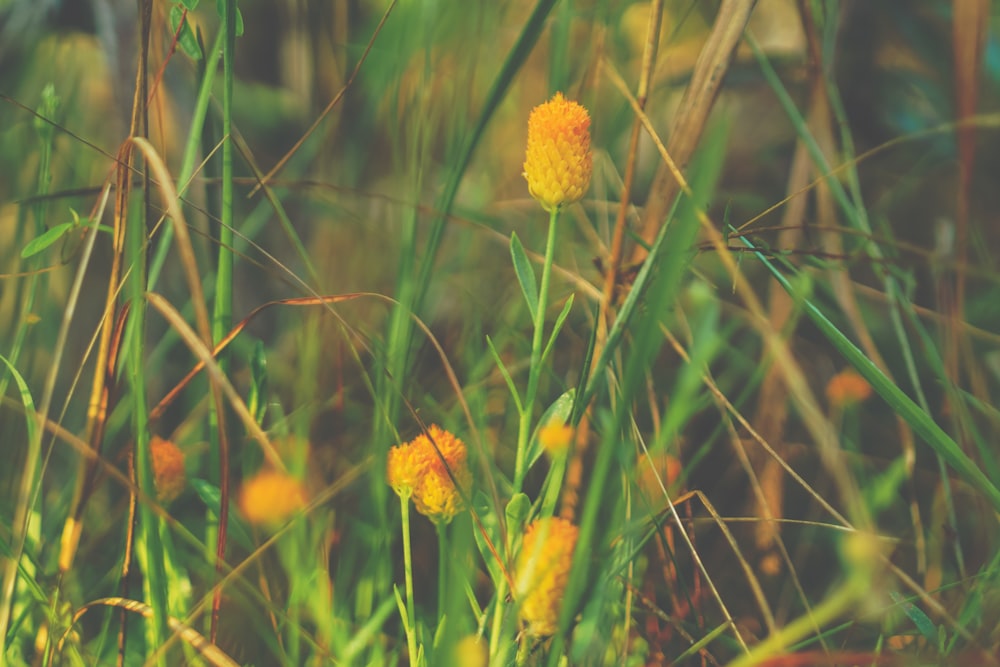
205;0;239;643
0;356;38;650
743;238;1000;514
553;115;728;665
379;0;562;446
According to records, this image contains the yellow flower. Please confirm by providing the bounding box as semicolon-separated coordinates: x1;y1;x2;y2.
826;369;872;408
523;92;592;212
515;517;579;636
387;425;471;524
150;436;186;504
538;422;573;456
386;438;431;499
453;635;488;667
238;469;308;526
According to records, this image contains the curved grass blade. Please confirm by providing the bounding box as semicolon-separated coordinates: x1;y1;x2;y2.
743;235;1000;514
414;0;560;310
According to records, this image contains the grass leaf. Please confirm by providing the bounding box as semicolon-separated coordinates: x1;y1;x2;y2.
510;231;538;320
745;239;1000;514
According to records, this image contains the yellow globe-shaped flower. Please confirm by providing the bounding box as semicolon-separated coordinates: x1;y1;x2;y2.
523;92;592;212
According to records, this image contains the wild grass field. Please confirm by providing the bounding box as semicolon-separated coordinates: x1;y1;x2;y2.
2;1;1000;665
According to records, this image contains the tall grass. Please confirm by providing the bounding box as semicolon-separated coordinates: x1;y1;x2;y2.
1;1;1000;665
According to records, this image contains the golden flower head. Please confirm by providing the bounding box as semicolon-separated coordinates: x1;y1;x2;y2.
515;517;579;636
238;469;308;527
826;369;872;408
150;436;186;504
523;92;592;212
387;425;471;524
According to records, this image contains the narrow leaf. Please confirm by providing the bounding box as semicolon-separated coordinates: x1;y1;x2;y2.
540;294;574;367
889;591;938;643
189;478;254;551
20;222;73;259
510;231;538;320
486;335;523;414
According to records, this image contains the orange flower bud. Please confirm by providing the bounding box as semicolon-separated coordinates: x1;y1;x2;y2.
515;517;579;636
150;436;186;504
387;425;471;524
826;369;872;408
238;469;308;526
523;92;592;212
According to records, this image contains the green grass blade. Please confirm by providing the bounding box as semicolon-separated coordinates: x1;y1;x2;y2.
0;354;39;651
540;294;574;368
745;238;1000;514
413;0;559;312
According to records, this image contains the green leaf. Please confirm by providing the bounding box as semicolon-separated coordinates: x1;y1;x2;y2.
486;335;523;413
889;591;938;644
540;294;574;368
0;353;36;459
527;389;575;469
180;0;200;9
505;493;531;528
215;0;244;36
170;5;204;61
21;222;73;259
393;584;408;626
471;491;504;585
510;232;538;320
247;339;268;424
189;478;254;551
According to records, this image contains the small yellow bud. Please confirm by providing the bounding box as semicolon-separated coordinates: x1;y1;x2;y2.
238;469;308;527
538;422;573;456
826;369;872;408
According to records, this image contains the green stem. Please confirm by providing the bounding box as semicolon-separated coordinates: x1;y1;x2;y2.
725;573;866;667
148;27;224;291
129;214;168;663
400;495;420;666
215;2;235;372
488;577;513;666
539;450;568;519
513;207;560;491
207;0;237;643
436;522;447;626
